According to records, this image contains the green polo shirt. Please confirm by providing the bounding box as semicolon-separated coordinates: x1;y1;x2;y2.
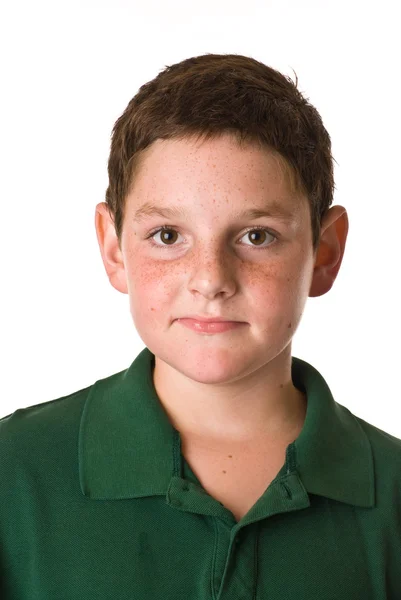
1;346;401;599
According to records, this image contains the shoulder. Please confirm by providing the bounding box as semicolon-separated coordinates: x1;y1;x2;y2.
0;362;130;474
354;413;401;487
0;384;93;480
0;384;91;438
355;413;401;454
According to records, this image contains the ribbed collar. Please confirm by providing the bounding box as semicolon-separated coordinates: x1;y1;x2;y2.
79;347;374;508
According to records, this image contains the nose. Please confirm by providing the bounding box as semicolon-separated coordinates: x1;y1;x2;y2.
187;247;238;299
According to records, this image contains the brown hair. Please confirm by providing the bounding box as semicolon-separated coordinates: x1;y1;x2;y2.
105;53;336;253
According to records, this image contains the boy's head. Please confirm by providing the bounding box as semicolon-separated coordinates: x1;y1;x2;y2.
95;53;347;386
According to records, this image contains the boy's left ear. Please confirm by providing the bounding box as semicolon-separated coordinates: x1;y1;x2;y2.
309;205;349;297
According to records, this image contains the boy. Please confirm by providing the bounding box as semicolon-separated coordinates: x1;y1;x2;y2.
1;53;400;598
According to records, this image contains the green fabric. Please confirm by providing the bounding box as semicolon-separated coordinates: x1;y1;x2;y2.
1;346;400;598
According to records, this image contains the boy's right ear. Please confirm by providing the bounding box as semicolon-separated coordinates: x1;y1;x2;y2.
94;202;128;295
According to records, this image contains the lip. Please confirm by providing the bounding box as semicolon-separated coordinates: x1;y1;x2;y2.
177;318;246;334
177;315;244;323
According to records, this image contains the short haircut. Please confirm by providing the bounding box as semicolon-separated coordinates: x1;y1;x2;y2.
105;53;335;252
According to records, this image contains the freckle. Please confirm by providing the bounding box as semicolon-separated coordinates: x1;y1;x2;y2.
228;455;232;458
222;470;226;474
280;383;284;388
288;322;292;328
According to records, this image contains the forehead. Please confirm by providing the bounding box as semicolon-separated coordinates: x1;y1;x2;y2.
133;136;299;188
127;135;309;219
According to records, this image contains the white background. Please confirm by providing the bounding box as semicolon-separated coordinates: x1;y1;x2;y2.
1;0;400;436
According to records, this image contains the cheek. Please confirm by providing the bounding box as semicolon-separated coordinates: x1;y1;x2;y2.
246;262;297;297
128;262;176;316
127;252;309;319
246;262;308;321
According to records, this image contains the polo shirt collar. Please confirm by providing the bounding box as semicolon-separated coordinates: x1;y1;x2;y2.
79;347;374;508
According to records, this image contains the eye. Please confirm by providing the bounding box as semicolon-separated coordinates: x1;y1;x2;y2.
240;227;277;247
145;225;278;249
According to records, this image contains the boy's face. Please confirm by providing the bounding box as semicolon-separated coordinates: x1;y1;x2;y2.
96;134;346;385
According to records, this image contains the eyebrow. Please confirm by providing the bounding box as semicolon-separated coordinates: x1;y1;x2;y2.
134;201;296;224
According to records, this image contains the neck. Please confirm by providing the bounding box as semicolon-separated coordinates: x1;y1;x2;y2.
151;351;307;446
